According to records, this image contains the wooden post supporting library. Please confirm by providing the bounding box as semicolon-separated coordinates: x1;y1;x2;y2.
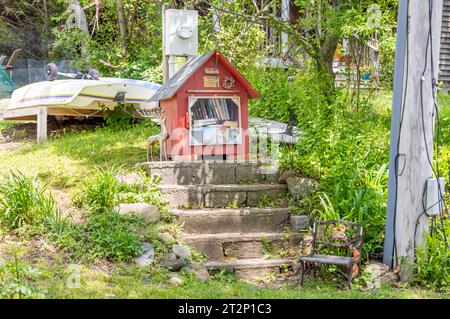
383;0;443;281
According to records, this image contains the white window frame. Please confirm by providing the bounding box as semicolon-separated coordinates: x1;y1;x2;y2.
188;96;242;146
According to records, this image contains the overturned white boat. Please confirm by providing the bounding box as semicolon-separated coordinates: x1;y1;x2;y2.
7;77;161;112
0;65;162;142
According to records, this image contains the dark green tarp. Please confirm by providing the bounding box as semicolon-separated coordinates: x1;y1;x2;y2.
0;67;15;98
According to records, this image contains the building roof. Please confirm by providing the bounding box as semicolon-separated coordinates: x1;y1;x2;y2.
150;50;260;101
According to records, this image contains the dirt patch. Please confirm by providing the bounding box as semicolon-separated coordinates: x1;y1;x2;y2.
0;141;22;153
52;189;84;225
0;234;60;265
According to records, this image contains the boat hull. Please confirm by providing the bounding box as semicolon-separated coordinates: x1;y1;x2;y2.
8;79;161;110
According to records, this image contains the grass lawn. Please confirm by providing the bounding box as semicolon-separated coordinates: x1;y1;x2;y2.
0;119;157;190
0;111;449;299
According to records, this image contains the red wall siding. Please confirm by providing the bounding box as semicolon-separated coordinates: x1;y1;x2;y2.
163;54;250;159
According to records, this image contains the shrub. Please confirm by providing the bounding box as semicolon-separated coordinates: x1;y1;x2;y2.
413;220;450;289
77;167;119;214
0;171;65;232
68;167;172;262
0;248;43;299
311;165;388;260
80;211;143;262
247;65;391;259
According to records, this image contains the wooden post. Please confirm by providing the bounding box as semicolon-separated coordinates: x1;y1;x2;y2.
281;0;289;55
37;107;47;143
162;3;169;83
385;0;443;281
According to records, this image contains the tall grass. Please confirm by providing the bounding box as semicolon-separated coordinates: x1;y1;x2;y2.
312;164;388;259
76;167;119;214
413;220;450;289
0;171;65;232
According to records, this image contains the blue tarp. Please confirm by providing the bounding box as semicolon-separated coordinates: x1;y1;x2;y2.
0;67;16;98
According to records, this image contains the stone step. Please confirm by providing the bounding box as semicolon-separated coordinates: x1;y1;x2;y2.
205;258;295;280
160;184;288;209
183;232;303;260
140;161;280;185
173;208;291;234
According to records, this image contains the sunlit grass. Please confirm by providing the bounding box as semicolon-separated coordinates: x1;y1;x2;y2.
0;120;158;191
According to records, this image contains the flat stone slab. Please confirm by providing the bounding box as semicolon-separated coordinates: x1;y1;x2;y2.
160;258;187;271
135;242;155;267
290;215;310;231
159;184;287;209
115;203;160;222
173;208;291;234
116;173;144;186
140;161;280;185
172;244;192;259
205;258;294;280
183;232;303;260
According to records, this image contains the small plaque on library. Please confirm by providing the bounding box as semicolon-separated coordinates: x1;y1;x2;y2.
203;75;219;88
205;67;219;75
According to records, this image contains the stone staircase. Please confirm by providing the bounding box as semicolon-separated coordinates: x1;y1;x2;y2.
141;161;304;280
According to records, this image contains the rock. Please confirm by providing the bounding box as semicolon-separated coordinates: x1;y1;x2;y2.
367;261;390;277
286;177;319;199
168;252;177;260
159;232;175;244
135;242;155;267
116;173;144;186
380;272;398;284
115;203;160;222
279;170;296;184
160;258;187;271
172;244;191;259
290;215;309;231
184;263;210;282
168;276;183;286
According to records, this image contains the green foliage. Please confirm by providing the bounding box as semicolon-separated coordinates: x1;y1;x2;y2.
77;167;119;215
0;171;66;233
79;211;143;262
49;0;167;79
199;0;266;71
313;165;388;259
212;268;237;285
247;65;331;124
0;248;43;299
248;64;390;259
51;28;93;71
413;220;450;289
65;164;173;262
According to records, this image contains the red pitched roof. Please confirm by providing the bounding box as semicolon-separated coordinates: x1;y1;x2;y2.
150;50;260;101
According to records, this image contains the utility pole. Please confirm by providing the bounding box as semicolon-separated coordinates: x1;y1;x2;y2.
383;0;444;281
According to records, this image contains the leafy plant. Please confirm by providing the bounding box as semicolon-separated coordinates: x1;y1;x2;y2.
76;167;120;215
413;220;450;289
81;211;143;262
0;248;43;299
0;171;65;232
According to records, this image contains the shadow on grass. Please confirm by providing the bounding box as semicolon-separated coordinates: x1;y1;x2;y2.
49;122;159;170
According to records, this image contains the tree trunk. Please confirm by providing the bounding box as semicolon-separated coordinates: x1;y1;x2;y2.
314;33;339;101
117;0;127;53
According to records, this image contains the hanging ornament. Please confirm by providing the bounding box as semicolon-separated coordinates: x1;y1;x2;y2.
222;76;235;90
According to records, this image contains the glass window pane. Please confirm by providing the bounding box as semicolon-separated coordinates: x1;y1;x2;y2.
190;97;241;145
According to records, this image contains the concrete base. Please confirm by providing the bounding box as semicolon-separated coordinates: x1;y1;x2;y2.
173;208;291;234
205;259;294;280
140;161;280;185
183;232;303;260
159;184;288;209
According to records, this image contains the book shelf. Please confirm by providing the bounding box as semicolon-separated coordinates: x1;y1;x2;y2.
189;97;242;145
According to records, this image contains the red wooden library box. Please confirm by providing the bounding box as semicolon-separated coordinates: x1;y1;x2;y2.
150;50;260;161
